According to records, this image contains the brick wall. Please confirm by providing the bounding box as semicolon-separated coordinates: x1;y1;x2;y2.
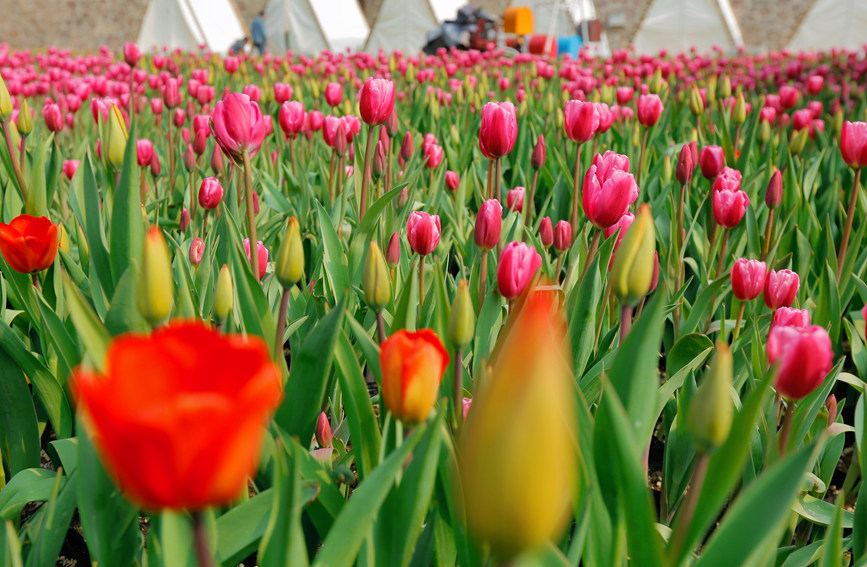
0;0;824;54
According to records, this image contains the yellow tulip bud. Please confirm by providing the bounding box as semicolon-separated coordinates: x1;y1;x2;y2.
610;203;656;306
662;155;672;185
555;108;564;130
720;76;732;98
706;76;718;103
448;280;475;347
759;120;771;143
649;68;663;94
274;217;304;288
106;104;129;171
0;73;11;121
430;98;440;121
832;108;844;133
789;127;809;155
732;92;747;125
137;227;174;326
631;123;641;146
687;342;733;453
214;263;234;321
17;98;32;136
544;91;554;114
58;223;70;254
363;241;390;312
689;85;704;116
310;80;320;100
76;223;90;268
461;289;576;559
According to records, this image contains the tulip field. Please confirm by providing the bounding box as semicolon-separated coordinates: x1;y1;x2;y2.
3;41;867;566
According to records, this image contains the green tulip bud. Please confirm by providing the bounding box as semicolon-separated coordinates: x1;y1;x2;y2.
448;280;475;347
0;73;11;121
649;68;663;94
17;98;32;136
274;217;304;288
689;85;704;116
214;264;234;322
706;76;718;104
106;104;129;171
610;204;656;306
76;222;90;268
789;127;809;155
662;155;672;185
719;76;732;98
732;93;747;125
687;342;733;453
759;120;771;143
137;227;174;326
544;92;555;114
363;241;390;312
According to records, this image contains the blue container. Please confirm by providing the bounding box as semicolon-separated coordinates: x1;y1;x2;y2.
557;35;583;58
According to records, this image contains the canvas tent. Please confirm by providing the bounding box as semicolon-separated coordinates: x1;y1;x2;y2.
631;0;744;54
265;0;370;54
787;0;867;52
137;0;246;54
364;0;466;54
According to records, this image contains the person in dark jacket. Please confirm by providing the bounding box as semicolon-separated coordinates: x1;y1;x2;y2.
251;11;266;55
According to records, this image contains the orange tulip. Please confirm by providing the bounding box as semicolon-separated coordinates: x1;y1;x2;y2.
0;214;59;273
71;320;282;510
380;329;450;425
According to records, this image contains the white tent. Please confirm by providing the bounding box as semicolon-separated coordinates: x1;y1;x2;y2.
137;0;246;54
265;0;370;54
787;0;867;52
364;0;466;54
631;0;744;54
509;0;610;57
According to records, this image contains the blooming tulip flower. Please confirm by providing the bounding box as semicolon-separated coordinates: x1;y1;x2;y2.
713;186;750;228
0;214;59;274
273;82;293;104
474;200;503;252
772;307;810;331
42;103;63;132
563;100;599;143
325;82;343;107
767;325;832;400
243;238;269;281
210;93;268;163
358;78;396;126
497;241;542;299
582;152;639;229
70;320;282;510
730;259;766;301
763;268;800;309
136;139;154;167
380;329;449;425
637;94;664;127
479;101;517;158
407;211;441;256
278;101;305;138
840;121;867;169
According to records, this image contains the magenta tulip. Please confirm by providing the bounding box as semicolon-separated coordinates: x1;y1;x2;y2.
243;238;268;281
841;121;867;169
767;325;832;400
563;100;599;143
407;211;441;256
211;93;269;162
474;199;503;251
497;242;542;299
763;269;800;309
358;78;396;126
582;152;639;229
479;101;517;158
730;259;767;301
198;177;224;210
637;94;663;127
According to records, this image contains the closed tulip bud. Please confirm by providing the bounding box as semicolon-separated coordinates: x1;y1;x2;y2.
244;238;268;281
688;85;704;116
840;121;867;169
315;412;332;448
441;170;458;192
275;217;304;288
497;242;542;299
662;155;672;184
699;145;725;179
825;394;838;426
461;289;576;559
189;237;204;266
649;68;663;94
553;220;571;252
386;232;400;266
363;241;391;311
474;199;503;251
563;100;599;143
637;94;664;127
479;101;518;158
334;123;348;157
687;343;733;452
730;258;767;301
17;98;32;136
198;177;223;210
398;187;409;207
138;227;174;326
759;120;772;143
106;104;129;170
210;145;224;174
179;207;190;233
506;187;524;212
768;325;833;400
789;127;809;155
381;329;449;425
386;108;399;136
400;131;414;162
764;268;799;309
720;76;732;98
448;280;475;347
706;76;718;103
539;217;553;247
676;144;693;185
610;204;656;306
62;159;79;181
136;139;154;167
183;143;196;172
531;134;546;170
214;264;234;321
123;42;141;67
765;169;782;208
832;109;844;134
732;93;747;125
0;74;11;121
325;82;343;107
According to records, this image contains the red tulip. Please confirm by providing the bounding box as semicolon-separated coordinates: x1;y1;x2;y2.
779;85;799;110
712;167;743;193
616;86;634;105
676;143;693;185
173;108;186;129
806;75;824;95
553;220;572;252
531;134;546;170
407;211;441;256
763;268;800;309
699;145;725;179
198;177;224;210
315;412;332;448
507;187;525;212
539;217;553;247
386;232;401;266
772;307;810;331
244;238;269;281
445;170;460;191
841;121;867;169
0;214;59;274
150;98;164;115
400;131;414;162
730;258;767;301
136;139;154;167
70;320;282;510
474;199;503;251
759;106;777;124
563;100;599;143
163;78;181;109
582;152;639;229
767;325;832;400
765;169;782;208
637;94;663;127
211;93;268;162
792;109;812;131
358;78;396;126
479;101;517;158
497;241;542;299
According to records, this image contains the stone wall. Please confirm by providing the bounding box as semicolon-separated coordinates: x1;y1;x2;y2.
0;0;824;54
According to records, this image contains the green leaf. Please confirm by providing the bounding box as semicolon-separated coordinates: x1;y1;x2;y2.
0;350;40;478
568;255;601;377
109;127;144;286
820;492;846;567
258;440;310;567
0;469;62;520
216;489;275;566
62;273;111;371
317;201;350;306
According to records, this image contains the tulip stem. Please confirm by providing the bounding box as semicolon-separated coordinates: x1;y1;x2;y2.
837;167;861;280
555;252;563;283
453;348;464;430
674;179;688;337
619;304;634;343
579;229;601;284
732;302;746;341
139;168;147;208
667;452;710;565
478;249;488;311
2;121;28;202
419;257;425;313
715;229;729;279
637;129;649;186
360;126;376;223
274;286;291;363
495;158;502;202
192;511;217;567
31;273;39;290
288;137;297;177
525;169;538;228
242;152;259;282
761;208;776;262
328;150;336;203
168;121;176;198
19;135;27;180
376;310;387;344
570;143;582;244
486;160;494;200
778;401;795;457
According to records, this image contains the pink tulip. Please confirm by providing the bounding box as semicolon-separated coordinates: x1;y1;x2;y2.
223;57;239;74
424;144;443;169
637;94;663;127
358;78;396;126
766;170;782;208
479;101;517;158
136;139;154;167
210;146;224;175
759;106;777;124
553;220;571;252
42;103;63;132
406;211;441;256
273;83;293;104
497;241;542;299
806;75;824;95
767;325;832;400
699;145;725;179
507;187;525;212
792;109;812;131
163;78;182;109
772;307;810;331
315;412;332;448
616;87;634;105
325;82;343;107
123;42;140;67
713;186;749;228
189;237;204;266
279;101;305;138
211;93;268;162
531;134;546;170
242;84;261;103
243;238;269;281
62;160;80;181
582;152;639;229
198;177;223;210
308;110;324;132
150;98;164;115
445;171;460;191
539;217;553;247
763;269;800;309
474;199;502;251
841;121;867;169
712;167;743;193
179;208;190;233
564;100;599;143
173;109;186;128
730;258;767;301
779;85;799;110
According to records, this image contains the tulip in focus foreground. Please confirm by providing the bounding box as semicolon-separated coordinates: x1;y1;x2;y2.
0;214;59;274
768;325;833;400
358;78;396;126
460;288;576;559
71;320;283;510
380;329;450;425
479;101;518;158
497;241;542;299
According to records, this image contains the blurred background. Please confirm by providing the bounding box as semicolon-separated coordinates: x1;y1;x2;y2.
0;0;863;55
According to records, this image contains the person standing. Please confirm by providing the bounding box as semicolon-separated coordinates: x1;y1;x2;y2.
252;10;266;55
